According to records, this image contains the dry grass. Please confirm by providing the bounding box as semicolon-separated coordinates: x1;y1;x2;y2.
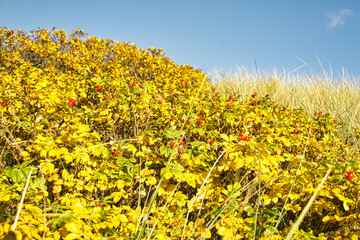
210;66;360;145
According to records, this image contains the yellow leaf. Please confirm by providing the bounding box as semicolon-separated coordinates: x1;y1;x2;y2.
119;214;128;223
48;149;57;157
53;97;62;105
20;151;30;158
220;134;230;142
285;204;301;213
164;171;173;180
113;192;121;203
136;151;145;157
230;135;238;141
217;226;233;237
65;222;79;233
112;217;120;228
64;154;72;164
261;195;272;205
145;176;157;186
53;231;61;240
60;147;69;155
141;145;152;153
116;180;125;189
40;149;47;158
322;215;334;223
64;233;79;240
204;229;211;239
142;135;158;145
127;144;137;154
42;162;55;175
158;186;166;196
75;152;90;163
288;193;298;200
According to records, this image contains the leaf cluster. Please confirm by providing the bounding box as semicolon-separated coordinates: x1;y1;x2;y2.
0;28;359;239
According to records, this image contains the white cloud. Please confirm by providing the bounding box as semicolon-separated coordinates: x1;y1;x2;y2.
326;9;354;30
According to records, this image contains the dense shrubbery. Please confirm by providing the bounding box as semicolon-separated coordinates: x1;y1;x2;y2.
0;28;359;239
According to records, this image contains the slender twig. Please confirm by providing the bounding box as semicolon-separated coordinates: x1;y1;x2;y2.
38;165;47;240
253;154;262;240
12;167;36;232
284;166;333;240
181;150;227;240
270;123;313;239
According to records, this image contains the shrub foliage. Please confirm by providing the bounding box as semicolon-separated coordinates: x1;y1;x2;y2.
0;28;359;239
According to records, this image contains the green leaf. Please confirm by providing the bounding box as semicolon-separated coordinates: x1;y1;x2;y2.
172;163;184;178
4;164;35;184
191;127;205;136
244;204;255;216
160;146;172;158
163;127;182;139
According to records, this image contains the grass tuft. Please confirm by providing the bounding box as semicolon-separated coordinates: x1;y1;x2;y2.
211;66;360;145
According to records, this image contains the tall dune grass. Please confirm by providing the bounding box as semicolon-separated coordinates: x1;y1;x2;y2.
210;66;360;146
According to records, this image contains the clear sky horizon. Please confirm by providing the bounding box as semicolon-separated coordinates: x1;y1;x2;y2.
1;0;359;80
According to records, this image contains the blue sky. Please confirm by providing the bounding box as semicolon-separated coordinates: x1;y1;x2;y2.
1;0;359;79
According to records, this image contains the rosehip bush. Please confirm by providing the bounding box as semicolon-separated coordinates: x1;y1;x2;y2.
0;27;359;240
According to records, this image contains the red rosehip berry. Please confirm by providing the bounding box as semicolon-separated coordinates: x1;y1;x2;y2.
96;86;102;91
339;156;345;162
171;141;176;149
103;118;108;123
184;82;189;87
319;112;323;116
172;221;179;228
2;102;7;107
178;147;183;153
67;99;75;106
252;93;257;97
347;172;354;180
294;129;299;134
229;96;235;101
159;100;163;104
196;118;203;125
112;150;119;156
226;103;232;109
139;83;143;88
179;140;184;145
244;136;250;141
209;139;215;145
239;134;246;141
104;95;109;100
